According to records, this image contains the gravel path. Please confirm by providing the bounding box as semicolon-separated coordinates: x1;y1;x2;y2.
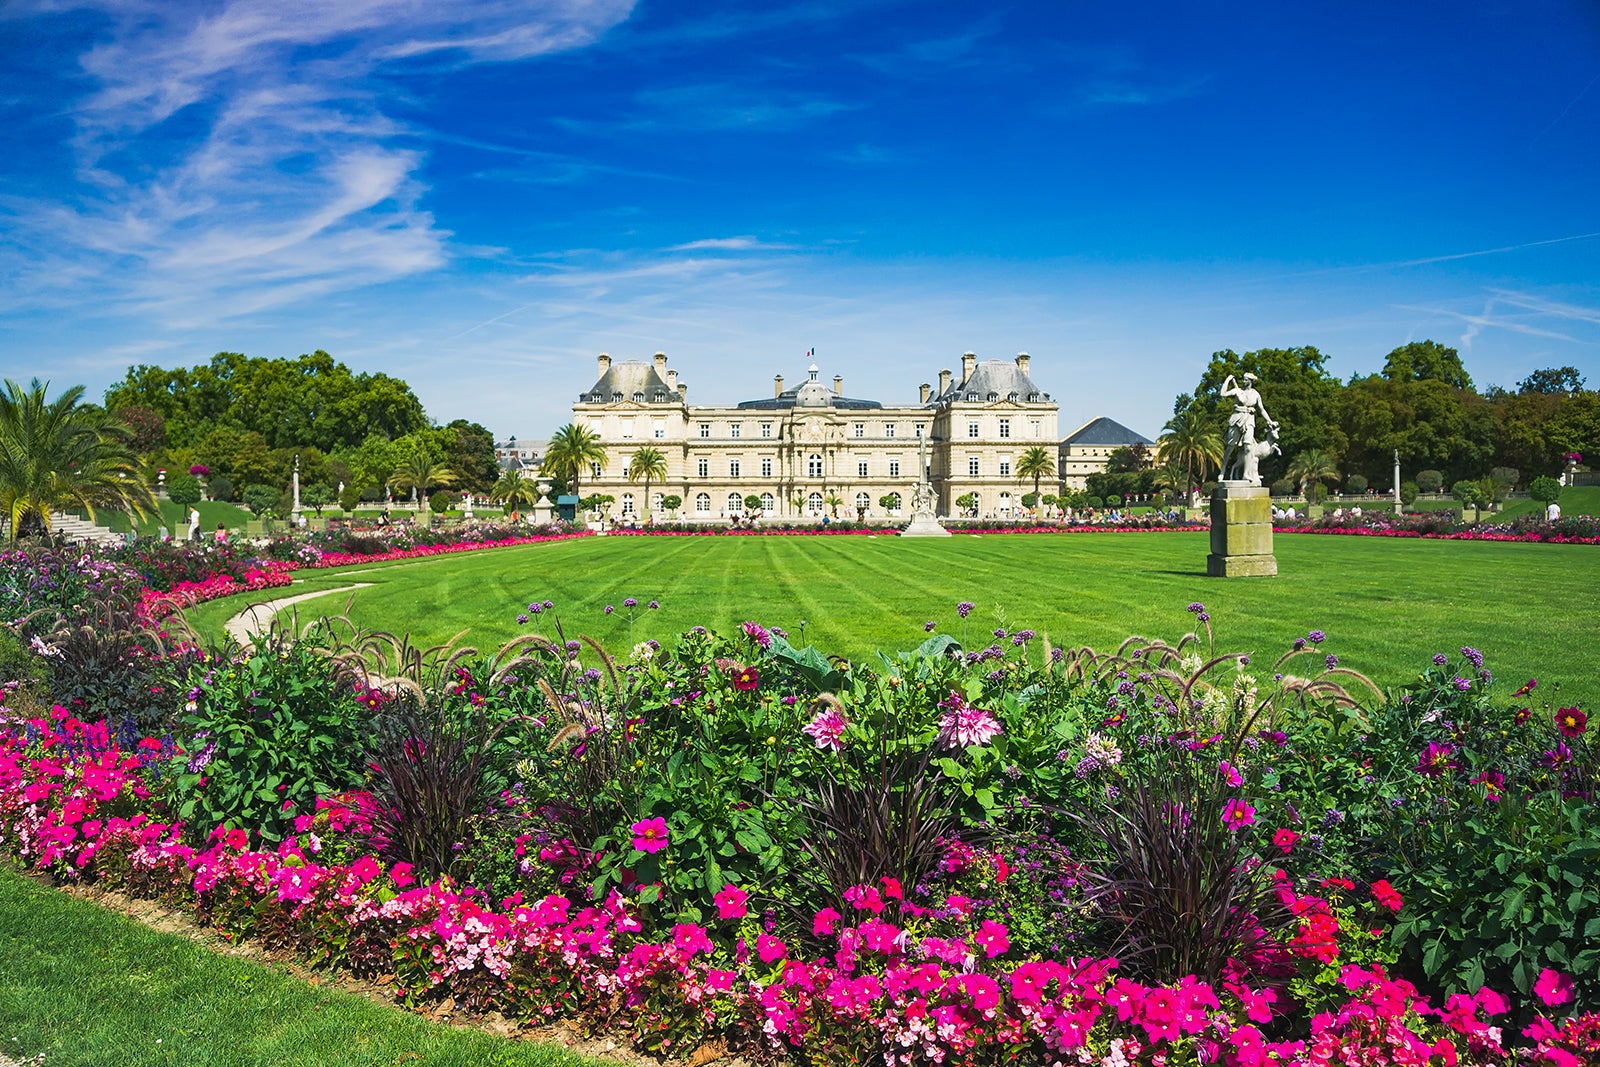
222;584;371;647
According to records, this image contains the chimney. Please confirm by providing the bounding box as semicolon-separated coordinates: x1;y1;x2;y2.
666;369;677;391
1015;352;1030;376
833;375;843;397
597;352;611;376
938;368;952;394
677;382;687;400
919;382;931;403
653;351;667;373
962;351;976;380
774;374;784;398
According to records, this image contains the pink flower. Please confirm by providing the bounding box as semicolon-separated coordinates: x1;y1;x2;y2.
1370;880;1403;913
1273;828;1300;853
937;691;1003;749
1219;760;1243;787
756;932;787;963
389;862;414;887
802;707;849;751
714;883;749;919
1533;967;1574;1007
349;855;381;885
813;907;841;936
672;923;714;956
973;920;1010;958
844;884;884;913
1222;798;1255;829
731;665;760;691
630;816;669;854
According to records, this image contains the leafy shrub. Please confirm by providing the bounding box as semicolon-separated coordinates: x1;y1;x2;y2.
428;489;456;512
166;473;202;508
242;485;278;517
1401;480;1420;504
1490;467;1519;489
1417;469;1444;494
207;474;233;502
338;485;363;512
1345;474;1368;494
166;638;372;841
1530;475;1563;505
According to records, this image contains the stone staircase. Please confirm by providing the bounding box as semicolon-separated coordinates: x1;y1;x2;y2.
49;512;127;546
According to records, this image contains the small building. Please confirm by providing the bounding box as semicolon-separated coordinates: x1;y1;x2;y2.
1058;417;1156;491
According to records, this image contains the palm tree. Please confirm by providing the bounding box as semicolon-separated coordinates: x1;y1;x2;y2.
626;446;668;519
387;453;456;509
1158;403;1223;501
1287;449;1339;500
0;379;157;539
823;493;843;518
489;469;542;514
1017;446;1056;514
543;423;607;501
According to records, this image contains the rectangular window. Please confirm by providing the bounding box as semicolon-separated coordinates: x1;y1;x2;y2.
697;457;709;478
968;421;980;438
968;456;980;476
761;457;773;478
915;424;924;438
853;423;865;438
591;462;602;478
889;460;901;478
653;420;665;439
1029;419;1041;438
1000;456;1012;477
621;418;634;440
760;423;773;438
729;459;741;477
699;424;710;438
857;460;869;478
730;423;741;439
884;423;895;438
999;418;1011;439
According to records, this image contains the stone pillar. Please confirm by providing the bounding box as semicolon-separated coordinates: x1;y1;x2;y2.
1207;482;1277;577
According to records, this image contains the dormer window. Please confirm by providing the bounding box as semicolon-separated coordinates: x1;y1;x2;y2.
632;391;645;403
1029;392;1039;401
987;392;999;401
1008;392;1018;402
966;392;978;401
612;392;623;402
654;391;667;402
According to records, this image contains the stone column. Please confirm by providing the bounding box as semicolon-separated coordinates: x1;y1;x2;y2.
1207;482;1277;577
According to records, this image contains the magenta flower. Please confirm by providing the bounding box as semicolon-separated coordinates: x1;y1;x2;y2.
630;816;669;854
973;920;1011;958
742;621;772;649
714;883;749;920
755;932;787;963
938;691;1002;749
802;707;849;751
1221;798;1255;829
1534;967;1574;1007
1416;741;1458;777
672;922;714;956
1556;707;1587;737
1218;760;1242;788
812;907;841;935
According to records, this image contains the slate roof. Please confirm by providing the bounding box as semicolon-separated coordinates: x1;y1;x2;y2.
736;388;883;411
1062;417;1154;447
579;361;682;404
935;360;1050;405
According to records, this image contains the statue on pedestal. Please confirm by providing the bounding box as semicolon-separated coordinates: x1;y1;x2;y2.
1220;373;1279;485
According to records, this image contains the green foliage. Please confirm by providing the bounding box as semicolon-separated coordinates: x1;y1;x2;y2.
543;424;606;500
660;493;682;512
878;493;899;510
744;494;762;511
428;489;457;513
302;482;334;516
1416;469;1444;494
242;485;278;517
1489;466;1520;489
1401;480;1420;505
1519;367;1586;395
1383;340;1473;391
955;492;977;511
1530;475;1563;505
165;473;202;508
1345;474;1368;494
1450;479;1486;513
166;642;373;842
338;485;363;512
207;474;233;502
1105;443;1151;473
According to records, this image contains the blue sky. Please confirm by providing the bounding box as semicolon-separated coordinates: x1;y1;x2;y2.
3;0;1598;440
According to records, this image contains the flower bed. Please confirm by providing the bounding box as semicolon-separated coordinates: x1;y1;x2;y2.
2;606;1597;1065
1277;512;1600;545
609;518;1207;537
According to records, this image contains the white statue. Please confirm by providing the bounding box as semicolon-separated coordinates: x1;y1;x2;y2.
1220;373;1279;485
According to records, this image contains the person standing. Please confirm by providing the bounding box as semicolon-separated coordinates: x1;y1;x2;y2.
1547;501;1562;521
187;506;201;542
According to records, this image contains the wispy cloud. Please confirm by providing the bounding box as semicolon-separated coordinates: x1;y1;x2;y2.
1392;298;1584;348
0;0;634;322
667;236;796;252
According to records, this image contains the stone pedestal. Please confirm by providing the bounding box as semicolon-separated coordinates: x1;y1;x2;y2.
901;511;952;537
1207;483;1277;577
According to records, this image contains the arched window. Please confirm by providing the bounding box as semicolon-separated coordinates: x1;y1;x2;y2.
695;493;711;514
807;453;824;478
727;492;743;514
854;491;871;511
807;492;824;515
590;462;601;478
1008;391;1018;402
632;391;644;402
999;491;1012;515
651;492;663;512
760;492;775;511
987;392;999;401
885;492;902;513
620;493;635;515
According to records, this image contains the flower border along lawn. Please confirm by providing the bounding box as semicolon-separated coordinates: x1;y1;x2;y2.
0;863;618;1067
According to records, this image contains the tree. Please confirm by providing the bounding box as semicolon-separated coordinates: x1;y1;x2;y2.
661;493;682;515
490;470;542;514
1451;479;1486;521
338;485;363;512
302;482;334;517
543;424;606;501
1345;474;1367;495
744;494;763;512
1416;469;1444;494
1518;367;1585;395
439;420;500;496
627;446;668;519
1529;476;1562;506
1105;443;1151;474
387;454;456;508
1159;399;1224;500
824;493;843;517
0;378;157;539
955;492;978;514
243;485;278;517
1016;446;1056;508
1286;449;1338;498
1383;340;1473;391
166;472;202;508
1191;349;1344;488
117;405;167;454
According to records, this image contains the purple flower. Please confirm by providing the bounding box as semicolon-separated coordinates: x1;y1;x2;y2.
1432;653;1448;666
1460;646;1484;670
1196;612;1210;623
993;628;1007;639
1453;676;1472;692
1417;741;1458;777
924;621;936;632
1292;638;1307;651
956;601;974;618
517;613;529;625
649;600;659;609
1186;602;1206;614
1325;654;1339;671
623;597;637;608
543;600;554;609
742;621;772;649
604;604;614;614
1307;630;1326;644
1050;648;1064;663
529;602;543;614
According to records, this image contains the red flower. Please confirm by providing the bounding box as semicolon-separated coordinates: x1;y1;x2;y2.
1370;879;1403;913
1556;707;1587;737
1273;828;1301;854
731;665;760;691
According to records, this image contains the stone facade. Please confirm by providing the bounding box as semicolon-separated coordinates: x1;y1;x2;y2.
570;351;1061;521
1058;417;1156;491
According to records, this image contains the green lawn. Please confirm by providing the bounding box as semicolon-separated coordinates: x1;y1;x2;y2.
185;531;1600;709
68;498;254;536
0;864;613;1067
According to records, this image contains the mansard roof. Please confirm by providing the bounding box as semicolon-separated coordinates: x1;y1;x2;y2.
579;361;682;405
735;388;883;411
936;360;1050;404
1063;417;1154;447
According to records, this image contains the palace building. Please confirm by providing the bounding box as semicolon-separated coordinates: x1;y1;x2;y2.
571;351;1105;520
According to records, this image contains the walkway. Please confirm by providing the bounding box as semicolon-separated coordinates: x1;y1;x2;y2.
222;584;371;648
